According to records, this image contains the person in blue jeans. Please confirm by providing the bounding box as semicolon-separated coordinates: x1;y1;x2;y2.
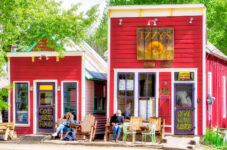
52;112;73;139
110;110;124;142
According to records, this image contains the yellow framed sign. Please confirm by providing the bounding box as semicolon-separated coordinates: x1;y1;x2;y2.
137;28;174;60
39;85;53;90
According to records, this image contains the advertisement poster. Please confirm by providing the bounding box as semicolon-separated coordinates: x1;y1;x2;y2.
127;80;134;91
119;80;125;90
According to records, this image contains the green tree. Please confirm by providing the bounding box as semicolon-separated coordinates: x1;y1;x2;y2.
0;88;8;123
86;10;108;57
0;0;99;74
88;0;227;56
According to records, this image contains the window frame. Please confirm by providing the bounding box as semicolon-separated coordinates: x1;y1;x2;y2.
223;76;226;118
117;72;135;119
13;81;30;126
93;81;107;114
61;81;78;120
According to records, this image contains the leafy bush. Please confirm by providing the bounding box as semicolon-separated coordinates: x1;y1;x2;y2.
0;88;8;111
204;128;225;148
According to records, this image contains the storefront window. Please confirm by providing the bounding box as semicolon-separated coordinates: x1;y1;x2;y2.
117;73;134;119
63;82;77;120
15;83;28;124
138;73;156;120
94;81;106;113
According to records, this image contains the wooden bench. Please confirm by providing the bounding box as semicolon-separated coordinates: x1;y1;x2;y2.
0;122;16;140
104;117;165;141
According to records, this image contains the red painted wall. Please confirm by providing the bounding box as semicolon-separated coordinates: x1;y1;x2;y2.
206;54;227;128
159;72;172;133
10;56;82;134
109;16;203;135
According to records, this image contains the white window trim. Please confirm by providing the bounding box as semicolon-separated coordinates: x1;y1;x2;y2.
61;81;79;120
33;80;58;134
13;81;30;127
114;68;198;135
223;76;226;118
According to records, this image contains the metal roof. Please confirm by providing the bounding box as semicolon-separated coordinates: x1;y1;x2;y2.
206;41;227;61
64;40;107;80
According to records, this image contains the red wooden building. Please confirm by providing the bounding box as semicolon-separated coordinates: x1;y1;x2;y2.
7;34;107;134
107;4;227;136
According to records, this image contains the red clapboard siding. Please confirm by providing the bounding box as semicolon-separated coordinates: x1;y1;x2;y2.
109;16;204;135
159;72;172;133
10;56;82;134
206;54;227;128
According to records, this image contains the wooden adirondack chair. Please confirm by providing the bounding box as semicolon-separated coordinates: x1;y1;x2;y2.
148;117;165;139
77;114;97;142
129;116;142;131
0;122;16;140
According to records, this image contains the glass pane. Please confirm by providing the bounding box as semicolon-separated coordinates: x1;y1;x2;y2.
126;74;134;96
118;104;125;117
176;84;193;107
64;83;77;103
16;103;28;123
118;74;126;96
64;103;77;120
125;98;134;119
40;92;53;106
148;74;155;97
119;97;125;105
139;73;147;97
15;83;28;103
102;98;106;111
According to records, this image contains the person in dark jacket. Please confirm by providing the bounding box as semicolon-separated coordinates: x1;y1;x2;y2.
110;110;124;142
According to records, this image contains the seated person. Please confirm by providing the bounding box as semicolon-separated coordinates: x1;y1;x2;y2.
52;112;74;140
110;110;124;142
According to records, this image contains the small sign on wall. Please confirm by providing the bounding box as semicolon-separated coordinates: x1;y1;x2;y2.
160;88;170;95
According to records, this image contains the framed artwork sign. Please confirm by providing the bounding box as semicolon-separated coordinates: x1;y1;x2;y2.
137;28;174;60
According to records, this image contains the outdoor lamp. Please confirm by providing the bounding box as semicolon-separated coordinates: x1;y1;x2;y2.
119;19;123;25
189;17;194;24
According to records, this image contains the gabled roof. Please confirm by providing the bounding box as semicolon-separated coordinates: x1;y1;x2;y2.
26;33;63;52
206;41;227;61
64;40;107;80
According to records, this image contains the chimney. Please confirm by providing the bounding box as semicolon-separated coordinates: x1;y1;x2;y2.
11;45;16;52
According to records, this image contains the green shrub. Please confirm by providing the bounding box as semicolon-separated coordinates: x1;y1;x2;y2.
204;129;223;147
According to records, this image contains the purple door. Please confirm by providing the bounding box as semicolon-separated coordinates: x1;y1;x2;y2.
174;83;195;135
37;82;55;133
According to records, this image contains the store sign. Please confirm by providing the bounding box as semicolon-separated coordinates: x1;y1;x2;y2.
176;110;193;131
178;72;190;80
137;28;174;60
39;108;53;129
40;85;53;90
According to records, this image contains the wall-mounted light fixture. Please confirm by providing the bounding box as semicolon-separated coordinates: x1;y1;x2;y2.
30;86;33;91
147;18;158;26
119;19;123;25
57;86;61;91
189;17;194;24
39;54;49;60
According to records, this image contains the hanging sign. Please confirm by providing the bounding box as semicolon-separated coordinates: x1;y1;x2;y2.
137;28;174;60
178;72;191;80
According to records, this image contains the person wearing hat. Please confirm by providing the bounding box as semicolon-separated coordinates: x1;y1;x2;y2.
110;110;124;142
